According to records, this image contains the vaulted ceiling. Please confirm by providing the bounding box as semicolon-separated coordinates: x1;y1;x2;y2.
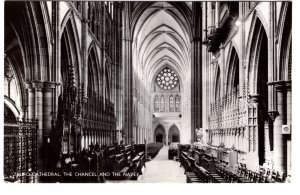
132;2;192;87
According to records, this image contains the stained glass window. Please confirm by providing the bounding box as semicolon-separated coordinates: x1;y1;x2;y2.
169;95;174;112
156;67;179;90
154;95;159;112
175;95;180;112
160;95;165;112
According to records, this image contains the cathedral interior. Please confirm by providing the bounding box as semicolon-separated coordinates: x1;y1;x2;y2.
3;1;292;183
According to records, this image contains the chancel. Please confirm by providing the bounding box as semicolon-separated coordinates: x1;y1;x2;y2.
3;1;292;183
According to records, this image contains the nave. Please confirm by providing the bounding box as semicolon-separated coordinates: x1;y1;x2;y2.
3;1;292;183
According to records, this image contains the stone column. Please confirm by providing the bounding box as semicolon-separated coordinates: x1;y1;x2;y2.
43;81;55;170
191;2;202;142
25;82;35;120
122;2;133;144
273;81;286;173
32;81;44;172
43;82;55;137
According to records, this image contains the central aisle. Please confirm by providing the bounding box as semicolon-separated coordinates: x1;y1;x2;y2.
138;145;186;183
106;146;186;183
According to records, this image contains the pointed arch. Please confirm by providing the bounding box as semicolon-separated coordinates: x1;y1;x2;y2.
168;124;180;144
5;1;51;81
247;15;269;165
225;45;239;94
87;42;101;94
154;124;166;144
247;16;268;96
60;18;81;89
214;65;221;101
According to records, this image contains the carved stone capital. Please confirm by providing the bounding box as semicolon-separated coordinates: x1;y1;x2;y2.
32;81;44;92
44;81;56;92
268;80;286;91
44;81;56;89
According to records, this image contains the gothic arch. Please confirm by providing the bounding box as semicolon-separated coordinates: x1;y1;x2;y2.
87;43;101;94
225;45;239;94
277;3;292;81
246;12;269;65
247;16;269;165
131;2;192;90
5;1;50;81
154;124;166;144
60;18;81;89
213;65;221;101
247;16;268;95
168;124;180;144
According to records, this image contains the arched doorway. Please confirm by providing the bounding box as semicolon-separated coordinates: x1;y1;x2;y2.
168;125;180;145
154;125;166;144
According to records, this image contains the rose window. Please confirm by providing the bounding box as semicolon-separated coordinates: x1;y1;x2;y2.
156;67;179;90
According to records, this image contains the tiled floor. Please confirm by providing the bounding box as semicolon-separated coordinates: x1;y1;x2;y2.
106;146;186;183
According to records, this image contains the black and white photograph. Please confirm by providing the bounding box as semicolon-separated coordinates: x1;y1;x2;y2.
2;0;294;187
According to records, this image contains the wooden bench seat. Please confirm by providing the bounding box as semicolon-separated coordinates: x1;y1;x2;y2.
186;172;201;183
120;166;129;173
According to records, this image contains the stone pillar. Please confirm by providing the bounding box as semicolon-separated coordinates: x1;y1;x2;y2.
43;82;55;137
122;2;133;144
191;2;202;143
32;81;44;172
25;82;35;119
43;81;55;170
273;81;286;173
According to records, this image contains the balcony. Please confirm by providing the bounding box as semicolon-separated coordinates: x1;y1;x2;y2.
203;2;239;53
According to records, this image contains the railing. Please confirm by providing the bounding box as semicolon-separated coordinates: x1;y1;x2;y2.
4;119;38;183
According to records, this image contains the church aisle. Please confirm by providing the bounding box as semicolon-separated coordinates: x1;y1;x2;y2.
138;146;186;183
106;146;186;183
